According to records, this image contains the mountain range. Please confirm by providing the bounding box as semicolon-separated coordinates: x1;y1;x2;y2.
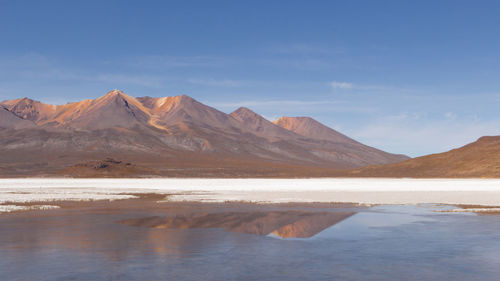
0;89;408;177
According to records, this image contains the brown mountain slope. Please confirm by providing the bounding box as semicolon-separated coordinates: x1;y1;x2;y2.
0;105;35;129
1;97;56;122
273;116;409;166
0;90;152;129
137;94;247;140
230;107;298;140
0;90;409;177
59;90;152;130
350;136;500;177
274;116;355;143
139;95;236;128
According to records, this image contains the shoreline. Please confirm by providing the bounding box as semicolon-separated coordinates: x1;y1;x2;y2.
2;178;500;212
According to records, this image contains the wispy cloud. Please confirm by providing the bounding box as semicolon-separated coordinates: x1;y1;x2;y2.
258;57;333;71
268;43;330;54
0;53;168;89
444;112;457;120
123;55;231;69
210;100;344;108
94;74;165;88
330;81;353;89
266;43;346;56
208;99;376;115
327;81;432;98
187;78;244;87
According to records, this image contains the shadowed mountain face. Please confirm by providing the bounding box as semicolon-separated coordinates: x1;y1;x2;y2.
118;211;355;238
0;90;408;177
350;136;500;178
0;105;35;129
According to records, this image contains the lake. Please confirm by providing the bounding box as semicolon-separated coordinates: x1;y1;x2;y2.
1;202;499;281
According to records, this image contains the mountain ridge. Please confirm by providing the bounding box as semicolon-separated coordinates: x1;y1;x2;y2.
0;89;409;177
348;136;500;178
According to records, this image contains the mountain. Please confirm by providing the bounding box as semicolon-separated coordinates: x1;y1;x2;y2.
1;90;152;129
0;104;35;129
58;90;152;130
273;116;409;166
349;136;500;177
137;94;246;139
274;116;358;143
139;95;237;128
230;107;298;140
0;90;408;177
1;97;55;123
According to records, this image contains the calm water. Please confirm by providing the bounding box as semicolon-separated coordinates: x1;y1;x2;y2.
1;205;500;281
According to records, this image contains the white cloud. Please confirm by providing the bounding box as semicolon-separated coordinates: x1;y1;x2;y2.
330;81;353;89
444;112;457;120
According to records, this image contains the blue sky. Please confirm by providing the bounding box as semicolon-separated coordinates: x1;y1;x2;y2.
1;0;500;156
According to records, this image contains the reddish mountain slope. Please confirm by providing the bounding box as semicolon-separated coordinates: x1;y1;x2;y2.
0;105;35;129
273;116;409;166
138;94;244;135
1;97;56;124
0;90;409;177
1;90;153;129
230;107;297;140
273;116;357;143
59;90;151;130
350;136;500;177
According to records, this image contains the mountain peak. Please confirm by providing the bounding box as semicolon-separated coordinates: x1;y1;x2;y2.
103;89;128;98
134;95;201;119
231;107;258;117
174;94;195;103
54;89;152;130
274;116;314;124
0;97;53;122
0;104;35;129
6;97;40;106
273;116;321;129
96;90;143;107
230;107;299;139
230;107;264;122
274;116;353;143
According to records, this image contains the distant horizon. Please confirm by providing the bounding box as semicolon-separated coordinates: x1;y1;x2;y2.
1;87;495;158
2;1;500;157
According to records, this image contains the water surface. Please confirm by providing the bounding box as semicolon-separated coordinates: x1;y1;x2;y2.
1;204;499;281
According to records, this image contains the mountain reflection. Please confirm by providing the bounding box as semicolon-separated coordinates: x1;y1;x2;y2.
0;209;355;265
119;211;355;238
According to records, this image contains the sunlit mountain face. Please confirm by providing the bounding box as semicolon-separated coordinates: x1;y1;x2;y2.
351;136;500;178
0;90;408;177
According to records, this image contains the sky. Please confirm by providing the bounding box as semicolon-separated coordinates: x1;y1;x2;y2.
1;0;500;157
